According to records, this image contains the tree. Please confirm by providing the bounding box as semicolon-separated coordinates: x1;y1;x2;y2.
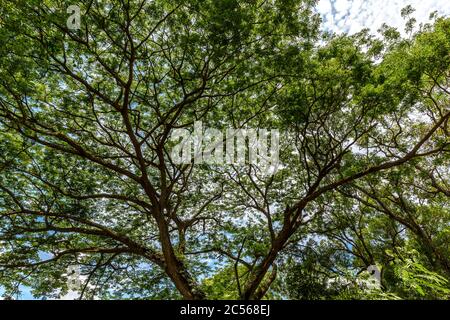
0;1;449;300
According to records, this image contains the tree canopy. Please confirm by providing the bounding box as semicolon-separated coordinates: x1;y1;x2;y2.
0;0;449;300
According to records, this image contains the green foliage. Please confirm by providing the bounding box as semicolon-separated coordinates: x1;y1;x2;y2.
0;1;449;300
387;249;450;299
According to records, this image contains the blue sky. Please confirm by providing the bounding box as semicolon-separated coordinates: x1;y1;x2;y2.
316;0;450;34
0;286;34;300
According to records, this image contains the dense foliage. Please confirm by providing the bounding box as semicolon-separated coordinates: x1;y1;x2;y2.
0;1;449;300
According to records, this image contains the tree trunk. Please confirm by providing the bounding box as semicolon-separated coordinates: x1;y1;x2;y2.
155;215;205;299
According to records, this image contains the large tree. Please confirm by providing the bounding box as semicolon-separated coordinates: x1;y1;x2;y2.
0;1;449;300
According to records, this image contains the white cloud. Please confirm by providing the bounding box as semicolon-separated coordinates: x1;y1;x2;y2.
316;0;450;34
59;291;80;300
